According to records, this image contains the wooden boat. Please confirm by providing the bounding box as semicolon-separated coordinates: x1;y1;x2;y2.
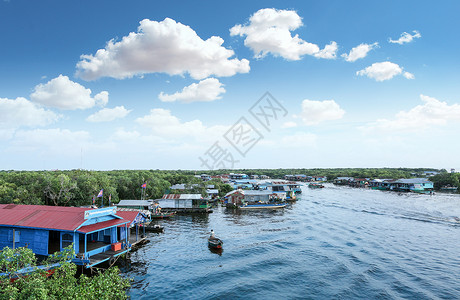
308;183;324;188
208;237;223;249
144;224;164;232
238;202;286;209
440;186;458;192
150;211;176;219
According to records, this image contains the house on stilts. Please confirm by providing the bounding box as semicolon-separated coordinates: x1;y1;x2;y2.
0;204;132;268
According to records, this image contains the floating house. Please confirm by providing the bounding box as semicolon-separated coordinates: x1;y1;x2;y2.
225;189;286;209
116;210;148;247
369;179;395;190
206;189;219;198
284;174;307;181
333;177;354;185
117;199;153;211
158;194;210;213
228;173;249;180
0;204;130;268
391;178;434;193
259;181;299;199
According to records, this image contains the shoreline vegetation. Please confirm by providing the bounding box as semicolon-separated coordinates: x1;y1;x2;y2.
0;168;458;208
0;246;130;299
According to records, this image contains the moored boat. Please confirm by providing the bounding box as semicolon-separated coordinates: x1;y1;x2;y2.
144;224;164;232
309;183;324;188
150;211;176;219
440;186;458;192
238;202;287;209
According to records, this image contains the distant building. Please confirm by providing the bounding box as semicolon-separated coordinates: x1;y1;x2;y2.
158;194;210;213
229;173;249;180
451;168;456;173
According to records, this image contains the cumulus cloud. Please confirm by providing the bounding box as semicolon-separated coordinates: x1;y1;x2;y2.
0;97;60;128
363;94;460;132
300;99;345;125
389;30;421;44
403;71;415;79
30;75;108;110
86;106;131;122
76;18;250;81
341;42;378;62
230;8;337;60
356;61;413;81
159;78;225;103
136;108;227;141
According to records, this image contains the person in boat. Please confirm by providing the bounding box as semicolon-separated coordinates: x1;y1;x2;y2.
210;229;215;239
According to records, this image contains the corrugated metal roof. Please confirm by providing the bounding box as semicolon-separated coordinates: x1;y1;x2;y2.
78;218;128;233
394;178;432;184
0;204;89;231
0;204;128;232
117;200;152;206
162;194;202;200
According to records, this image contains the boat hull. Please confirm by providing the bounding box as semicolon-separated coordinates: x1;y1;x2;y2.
208;238;223;249
238;203;286;209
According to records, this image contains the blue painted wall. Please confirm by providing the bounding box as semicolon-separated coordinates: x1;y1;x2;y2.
0;227;49;255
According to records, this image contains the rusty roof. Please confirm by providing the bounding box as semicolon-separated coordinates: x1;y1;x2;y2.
0;204;127;232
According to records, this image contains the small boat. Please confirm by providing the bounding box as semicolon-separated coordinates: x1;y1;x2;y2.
308;183;324;188
208;237;223;249
150;211;176;219
440;186;458;192
144;224;164;232
238;202;286;209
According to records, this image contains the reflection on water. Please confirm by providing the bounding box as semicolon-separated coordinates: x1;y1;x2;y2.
125;184;460;299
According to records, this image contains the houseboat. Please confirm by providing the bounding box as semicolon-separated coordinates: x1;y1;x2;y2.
259;181;299;199
225;189;287;209
0;204;131;268
157;194;211;213
391;178;434;193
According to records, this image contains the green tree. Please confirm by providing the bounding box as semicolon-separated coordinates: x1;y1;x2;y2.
0;245;131;300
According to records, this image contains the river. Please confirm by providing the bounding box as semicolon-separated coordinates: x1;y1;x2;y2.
124;184;460;299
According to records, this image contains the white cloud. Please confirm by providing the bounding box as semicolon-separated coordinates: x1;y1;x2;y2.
158;78;225;103
230;8;337;60
363;94;460;132
300;99;345;125
136;108;227;141
314;41;338;59
30;75;108;110
76;18;250;81
281;121;298;128
356;61;413;81
0;97;60;128
341;42;378;62
389;30;421;44
86;106;131;122
403;71;415;79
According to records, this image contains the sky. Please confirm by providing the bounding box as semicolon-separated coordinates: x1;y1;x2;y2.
1;0;459;171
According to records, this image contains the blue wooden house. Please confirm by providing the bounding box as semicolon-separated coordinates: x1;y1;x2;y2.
0;204;130;268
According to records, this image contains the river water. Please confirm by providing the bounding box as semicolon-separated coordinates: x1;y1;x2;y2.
124;184;460;299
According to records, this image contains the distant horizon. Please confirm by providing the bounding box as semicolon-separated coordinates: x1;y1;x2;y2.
1;166;455;173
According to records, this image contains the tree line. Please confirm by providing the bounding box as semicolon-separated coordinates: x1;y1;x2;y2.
0;169;235;207
0;168;457;207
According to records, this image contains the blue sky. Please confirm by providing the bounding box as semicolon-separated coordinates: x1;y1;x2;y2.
1;0;459;171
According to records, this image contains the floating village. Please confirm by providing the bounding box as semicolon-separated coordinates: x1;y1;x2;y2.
0;170;458;277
